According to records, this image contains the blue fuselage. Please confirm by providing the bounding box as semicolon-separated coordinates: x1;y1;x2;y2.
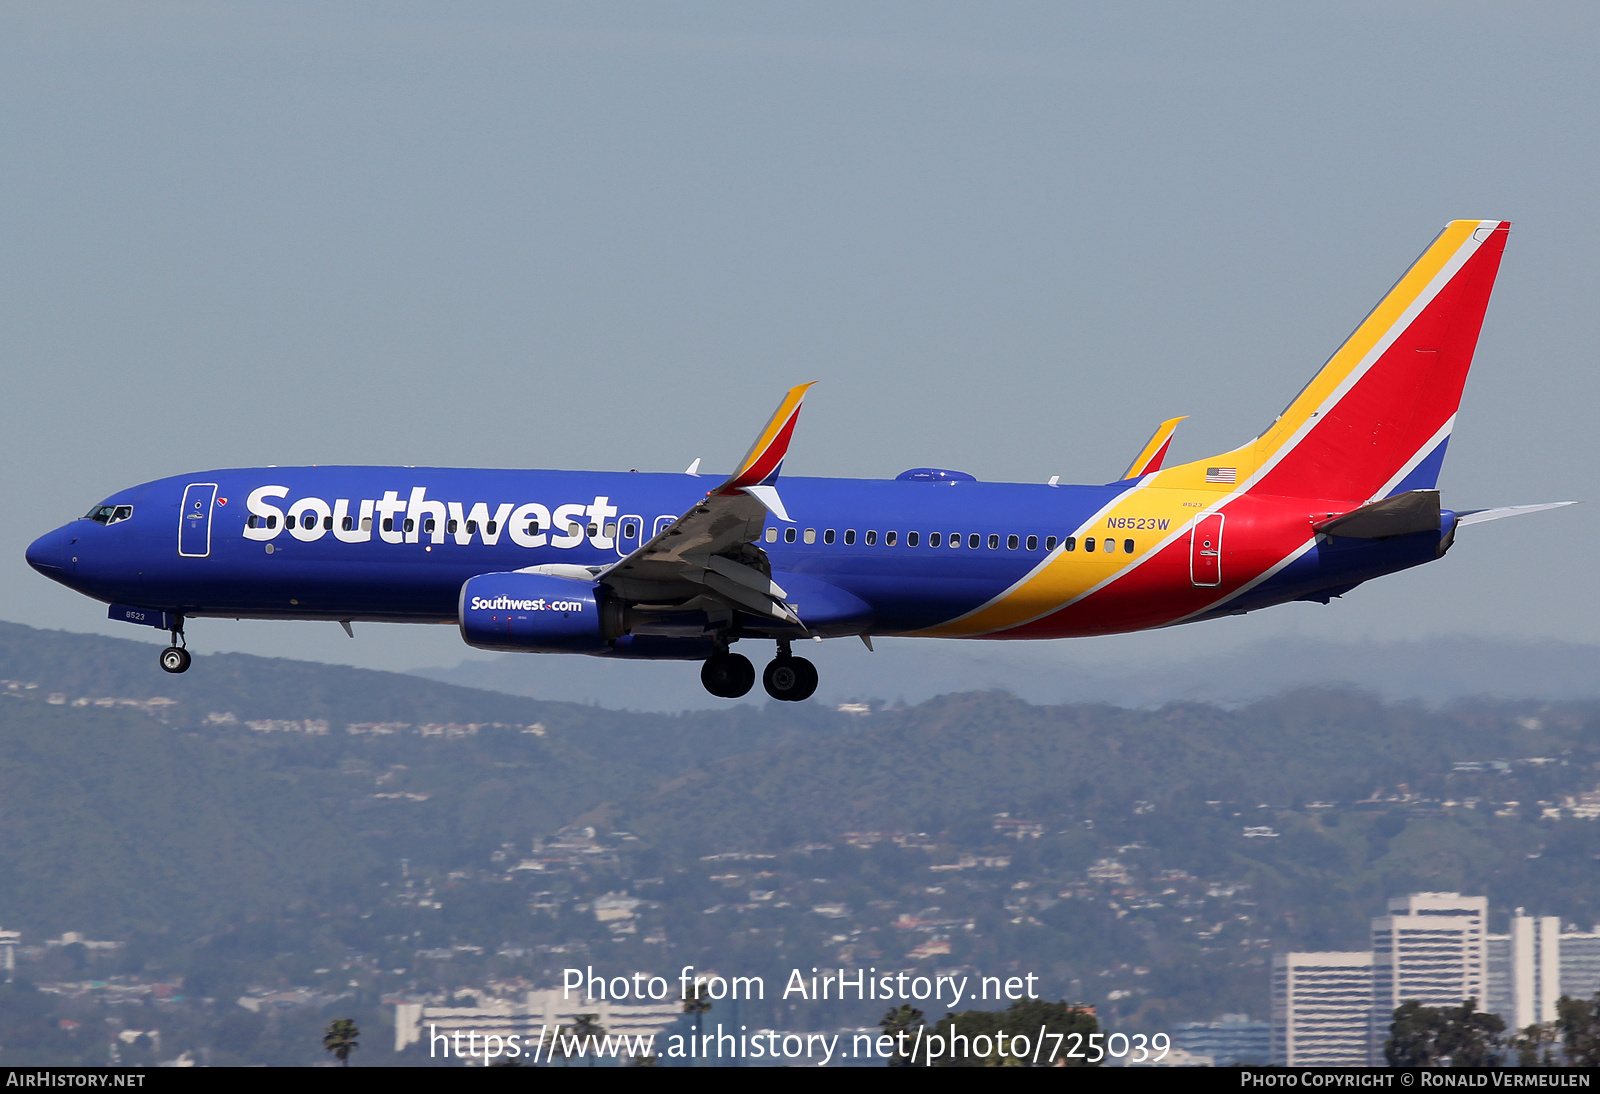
26;465;1450;645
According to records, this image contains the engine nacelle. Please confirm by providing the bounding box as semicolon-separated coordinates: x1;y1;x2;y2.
458;571;619;653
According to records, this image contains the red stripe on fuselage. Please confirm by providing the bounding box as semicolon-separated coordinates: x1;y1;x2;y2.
999;494;1338;638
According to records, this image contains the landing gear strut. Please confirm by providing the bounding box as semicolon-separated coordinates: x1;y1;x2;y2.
700;650;754;698
763;639;817;702
159;618;190;675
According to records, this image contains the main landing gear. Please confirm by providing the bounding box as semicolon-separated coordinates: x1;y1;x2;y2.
699;640;818;702
159;618;190;675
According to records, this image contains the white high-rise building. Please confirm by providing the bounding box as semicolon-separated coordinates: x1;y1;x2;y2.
1511;911;1561;1030
1561;927;1600;1003
1371;892;1487;1064
1371;892;1487;1011
1271;952;1374;1066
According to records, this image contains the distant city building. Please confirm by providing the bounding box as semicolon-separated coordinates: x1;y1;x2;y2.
1511;912;1561;1030
1371;893;1486;1013
1485;931;1512;1020
1560;928;1600;1002
1173;1013;1269;1065
1270;951;1373;1066
0;926;17;982
395;988;681;1057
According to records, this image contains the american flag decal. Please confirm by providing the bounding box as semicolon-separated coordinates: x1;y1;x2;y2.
1205;467;1237;484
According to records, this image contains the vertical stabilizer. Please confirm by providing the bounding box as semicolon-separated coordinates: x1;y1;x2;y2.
1164;221;1509;502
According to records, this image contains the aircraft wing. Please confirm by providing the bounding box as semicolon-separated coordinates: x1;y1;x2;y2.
595;383;814;626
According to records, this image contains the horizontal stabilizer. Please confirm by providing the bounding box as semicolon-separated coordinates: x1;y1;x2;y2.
1457;501;1577;527
1315;489;1440;539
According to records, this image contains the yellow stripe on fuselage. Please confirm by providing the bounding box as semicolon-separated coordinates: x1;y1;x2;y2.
912;484;1211;637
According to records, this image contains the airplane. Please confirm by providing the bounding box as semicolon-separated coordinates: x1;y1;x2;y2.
26;219;1573;701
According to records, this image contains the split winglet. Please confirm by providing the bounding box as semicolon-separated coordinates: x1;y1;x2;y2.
710;382;815;520
1121;416;1187;480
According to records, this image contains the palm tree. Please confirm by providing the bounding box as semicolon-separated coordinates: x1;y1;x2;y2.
570;1013;604;1068
682;987;713;1067
322;1018;360;1066
879;1004;924;1067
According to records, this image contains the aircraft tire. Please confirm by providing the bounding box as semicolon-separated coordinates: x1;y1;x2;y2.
160;646;191;674
701;653;754;698
763;656;818;702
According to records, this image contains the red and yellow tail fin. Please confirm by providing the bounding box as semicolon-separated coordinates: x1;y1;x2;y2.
1121;416;1187;480
1155;220;1510;502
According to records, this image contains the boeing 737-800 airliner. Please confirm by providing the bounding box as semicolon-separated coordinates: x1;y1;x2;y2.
26;220;1570;700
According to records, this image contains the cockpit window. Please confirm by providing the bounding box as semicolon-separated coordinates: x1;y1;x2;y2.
85;505;133;526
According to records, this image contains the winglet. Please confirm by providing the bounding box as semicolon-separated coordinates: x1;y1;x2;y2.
1121;416;1187;480
711;383;815;515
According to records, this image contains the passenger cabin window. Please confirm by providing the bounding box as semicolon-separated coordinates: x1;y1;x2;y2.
1104;538;1115;553
1046;536;1058;551
403;518;415;534
804;528;816;544
949;532;960;548
886;531;898;546
1083;537;1094;552
1026;535;1038;551
824;529;835;545
929;532;941;547
447;519;458;534
968;534;980;549
466;520;478;534
343;516;355;531
383;518;394;533
907;532;919;547
623;522;637;537
1124;539;1135;554
486;521;498;535
1064;536;1075;551
988;534;999;549
604;522;617;538
844;529;856;545
587;523;598;536
247;515;258;529
286;515;297;530
766;527;778;543
785;528;797;544
865;530;877;545
360;517;371;531
423;518;436;534
324;515;333;531
268;515;277;529
1007;534;1019;550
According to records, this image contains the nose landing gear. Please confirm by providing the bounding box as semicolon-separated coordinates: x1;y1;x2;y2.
159;618;190;674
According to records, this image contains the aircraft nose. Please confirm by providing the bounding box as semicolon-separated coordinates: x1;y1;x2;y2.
26;526;74;575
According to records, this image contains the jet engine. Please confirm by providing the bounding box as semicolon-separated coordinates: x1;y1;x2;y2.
458;571;621;653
